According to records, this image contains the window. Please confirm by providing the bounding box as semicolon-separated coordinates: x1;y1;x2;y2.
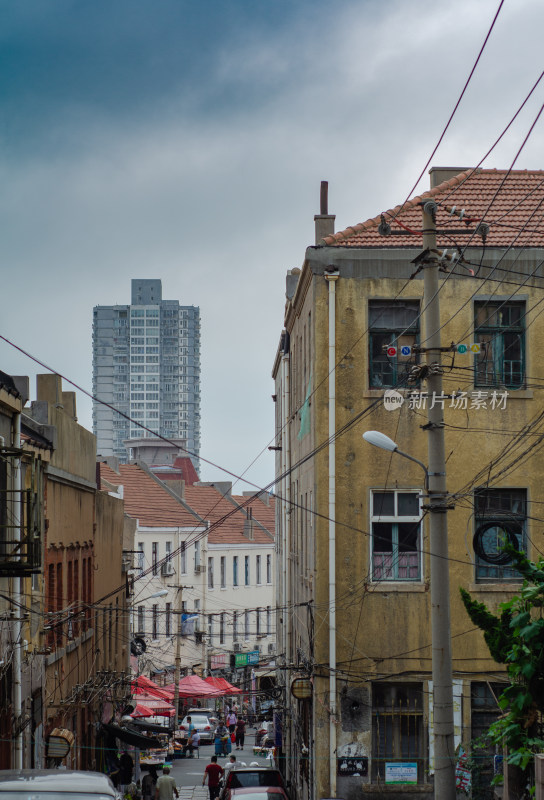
233;556;239;587
208;557;214;589
220;613;225;644
256;608;261;636
180;542;186;574
371;491;421;581
233;611;238;641
152;542;159;576
474;488;526;582
372;683;424;783
244;610;250;640
256;555;262;585
244;556;250;586
166;541;172;562
474;301;525;388
369;301;420;388
195;541;201;569
165;603;172;636
137;606;145;635
208;614;214;641
471;682;505;798
266;606;271;635
152;605;158;639
220;556;226;588
266;554;272;584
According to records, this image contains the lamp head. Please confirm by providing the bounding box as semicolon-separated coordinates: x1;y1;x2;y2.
362;431;398;452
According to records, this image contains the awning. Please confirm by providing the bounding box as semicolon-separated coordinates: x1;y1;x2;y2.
128;718;171;735
101;722;161;749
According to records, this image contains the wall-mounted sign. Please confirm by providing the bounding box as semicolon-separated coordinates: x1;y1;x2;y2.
290;677;312;700
385;763;418;784
337;756;368;776
211;653;228;669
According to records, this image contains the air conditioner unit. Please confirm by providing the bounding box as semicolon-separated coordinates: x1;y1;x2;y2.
267;643;276;654
195;564;206;574
233;642;242;652
161;562;175;577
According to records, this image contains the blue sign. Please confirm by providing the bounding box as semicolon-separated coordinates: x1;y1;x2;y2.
400;346;411;356
247;651;260;665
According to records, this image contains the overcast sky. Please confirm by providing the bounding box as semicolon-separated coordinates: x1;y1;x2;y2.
1;0;543;491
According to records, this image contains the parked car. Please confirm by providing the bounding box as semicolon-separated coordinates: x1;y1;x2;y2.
178;709;218;744
229;787;290;800
221;768;286;800
0;770;120;799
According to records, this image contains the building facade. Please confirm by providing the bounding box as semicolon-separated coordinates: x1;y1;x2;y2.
92;279;201;465
273;169;544;800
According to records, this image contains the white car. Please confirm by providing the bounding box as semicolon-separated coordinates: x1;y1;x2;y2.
178;709;218;744
0;770;120;799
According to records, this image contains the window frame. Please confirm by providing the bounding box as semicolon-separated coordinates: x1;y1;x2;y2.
474;487;527;582
474;300;525;389
368;300;420;389
370;490;423;582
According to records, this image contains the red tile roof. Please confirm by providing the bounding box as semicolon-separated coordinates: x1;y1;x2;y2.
98;462;201;527
184;485;275;546
98;463;275;544
322;169;544;249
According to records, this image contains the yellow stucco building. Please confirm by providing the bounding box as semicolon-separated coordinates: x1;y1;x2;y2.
273;168;544;800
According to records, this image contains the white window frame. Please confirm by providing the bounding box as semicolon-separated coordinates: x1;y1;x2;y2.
370;490;423;582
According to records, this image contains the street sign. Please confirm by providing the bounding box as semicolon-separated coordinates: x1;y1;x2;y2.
387;346;397;357
400;346;411;356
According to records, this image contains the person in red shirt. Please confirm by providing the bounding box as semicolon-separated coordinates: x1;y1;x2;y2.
203;755;224;800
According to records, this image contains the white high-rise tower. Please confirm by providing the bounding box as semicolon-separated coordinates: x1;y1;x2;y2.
92;279;201;464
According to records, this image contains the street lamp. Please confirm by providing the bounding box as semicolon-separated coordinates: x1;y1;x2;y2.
136;589;168;603
362;431;428;488
363;430;455;797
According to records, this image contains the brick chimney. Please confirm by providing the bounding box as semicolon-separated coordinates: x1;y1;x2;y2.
314;180;335;244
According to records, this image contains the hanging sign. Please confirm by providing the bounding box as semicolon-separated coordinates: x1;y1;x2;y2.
387;346;397;357
400;346;411;356
291;677;312;700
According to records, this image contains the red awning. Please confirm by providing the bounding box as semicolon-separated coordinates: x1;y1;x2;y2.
131;675;174;700
164;674;221;697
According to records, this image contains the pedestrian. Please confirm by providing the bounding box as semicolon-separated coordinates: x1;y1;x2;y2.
202;754;224;800
214;720;230;756
235;717;246;750
154;766;179;800
223;754;237;780
183;728;200;758
119;751;134;795
226;709;237;734
141;767;158;800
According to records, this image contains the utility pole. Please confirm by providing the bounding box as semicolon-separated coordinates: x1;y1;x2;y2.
421;200;456;800
173;586;183;730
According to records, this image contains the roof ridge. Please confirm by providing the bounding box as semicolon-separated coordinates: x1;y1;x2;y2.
321;167;483;245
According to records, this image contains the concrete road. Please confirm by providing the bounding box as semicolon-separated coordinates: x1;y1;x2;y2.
169;729;273;789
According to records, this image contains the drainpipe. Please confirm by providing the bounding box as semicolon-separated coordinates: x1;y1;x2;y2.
325;268;339;795
13;411;23;768
280;336;291;777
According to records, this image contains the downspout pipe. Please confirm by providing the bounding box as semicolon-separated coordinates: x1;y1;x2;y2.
281;336;291;781
13;411;23;769
325;269;339;795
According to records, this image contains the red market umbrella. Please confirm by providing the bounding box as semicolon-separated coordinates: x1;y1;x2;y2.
130;704;155;718
131;675;174;700
130;696;176;717
164;674;221;698
204;676;242;694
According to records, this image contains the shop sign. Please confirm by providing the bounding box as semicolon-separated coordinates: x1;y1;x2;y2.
211;653;228;669
290;676;312;700
234;650;260;667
